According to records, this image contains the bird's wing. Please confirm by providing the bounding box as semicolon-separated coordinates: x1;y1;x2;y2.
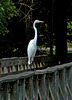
27;39;37;57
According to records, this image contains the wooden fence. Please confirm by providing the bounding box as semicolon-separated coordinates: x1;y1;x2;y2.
0;55;72;100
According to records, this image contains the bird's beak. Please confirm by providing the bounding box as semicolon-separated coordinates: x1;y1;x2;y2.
38;21;44;23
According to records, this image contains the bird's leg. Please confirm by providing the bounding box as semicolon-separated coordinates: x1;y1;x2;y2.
33;61;36;71
29;64;31;71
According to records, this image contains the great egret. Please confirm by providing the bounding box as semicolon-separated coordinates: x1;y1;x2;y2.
27;20;44;70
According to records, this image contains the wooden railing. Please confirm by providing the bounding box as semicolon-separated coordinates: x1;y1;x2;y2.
0;55;57;76
0;55;72;100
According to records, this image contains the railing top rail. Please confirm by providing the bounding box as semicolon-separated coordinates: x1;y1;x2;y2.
35;62;72;74
0;71;34;83
0;54;72;77
0;55;56;67
0;57;28;67
0;62;72;83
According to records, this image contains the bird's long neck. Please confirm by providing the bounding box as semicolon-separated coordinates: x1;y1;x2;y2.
33;22;37;45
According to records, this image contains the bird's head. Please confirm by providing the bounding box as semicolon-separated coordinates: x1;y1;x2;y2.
34;20;44;24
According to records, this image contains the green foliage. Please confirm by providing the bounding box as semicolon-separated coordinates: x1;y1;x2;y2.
67;19;72;43
37;23;50;47
67;19;72;35
0;0;17;35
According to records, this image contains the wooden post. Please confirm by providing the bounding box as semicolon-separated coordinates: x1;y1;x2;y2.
10;81;19;100
38;74;46;100
55;71;60;100
10;82;16;100
67;67;72;100
19;79;25;100
59;69;67;100
3;83;8;100
25;77;33;100
19;80;22;100
15;80;19;100
22;79;25;100
46;74;49;100
33;75;38;100
49;73;55;100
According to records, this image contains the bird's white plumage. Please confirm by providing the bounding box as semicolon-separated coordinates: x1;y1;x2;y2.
27;39;37;64
27;20;44;65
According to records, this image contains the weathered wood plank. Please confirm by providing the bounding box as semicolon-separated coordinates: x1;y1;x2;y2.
22;79;25;100
19;79;25;100
0;56;72;100
49;73;55;100
66;67;72;100
16;80;19;100
0;57;28;68
59;69;67;100
46;74;49;100
10;81;19;100
38;74;46;100
19;80;22;100
25;77;33;100
0;71;34;83
0;62;72;83
0;55;72;75
3;83;8;100
55;71;60;100
33;75;38;100
10;82;16;100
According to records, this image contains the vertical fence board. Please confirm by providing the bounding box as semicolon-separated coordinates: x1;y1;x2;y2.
25;77;33;100
46;74;49;100
33;75;38;100
3;83;8;100
49;73;55;100
59;69;67;100
16;80;19;100
19;80;22;100
54;71;59;100
66;68;70;100
10;82;17;100
19;79;25;100
10;81;19;100
38;74;46;100
55;71;60;100
29;76;33;100
68;66;72;100
22;79;25;100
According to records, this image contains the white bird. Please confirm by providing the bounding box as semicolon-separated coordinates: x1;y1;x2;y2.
27;20;44;70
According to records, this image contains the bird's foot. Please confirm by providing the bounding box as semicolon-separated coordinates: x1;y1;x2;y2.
29;63;36;71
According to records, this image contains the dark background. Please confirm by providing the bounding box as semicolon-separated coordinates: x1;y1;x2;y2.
0;0;72;59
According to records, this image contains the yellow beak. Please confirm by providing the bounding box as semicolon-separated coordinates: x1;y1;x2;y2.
38;21;44;23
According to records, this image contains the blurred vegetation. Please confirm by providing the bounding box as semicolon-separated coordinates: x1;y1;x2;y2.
0;0;17;35
0;0;72;58
67;19;72;42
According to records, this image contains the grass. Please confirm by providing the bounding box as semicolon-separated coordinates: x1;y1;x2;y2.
67;42;72;48
37;42;72;55
67;42;72;53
